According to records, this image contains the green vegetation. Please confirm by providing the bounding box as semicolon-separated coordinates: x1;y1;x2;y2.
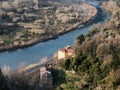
52;69;66;89
54;0;120;90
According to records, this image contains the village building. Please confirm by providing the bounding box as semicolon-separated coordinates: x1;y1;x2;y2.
39;66;53;90
57;45;74;60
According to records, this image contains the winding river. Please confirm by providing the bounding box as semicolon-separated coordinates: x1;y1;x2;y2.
0;3;108;69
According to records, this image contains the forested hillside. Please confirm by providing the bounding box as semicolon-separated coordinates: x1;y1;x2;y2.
54;0;120;89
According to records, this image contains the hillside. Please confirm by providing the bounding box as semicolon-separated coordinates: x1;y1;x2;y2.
0;0;97;52
53;0;120;90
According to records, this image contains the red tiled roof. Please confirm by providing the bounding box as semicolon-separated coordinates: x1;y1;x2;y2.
66;48;73;53
58;46;74;54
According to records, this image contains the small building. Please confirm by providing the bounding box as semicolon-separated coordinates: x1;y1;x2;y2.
57;45;74;60
39;66;53;90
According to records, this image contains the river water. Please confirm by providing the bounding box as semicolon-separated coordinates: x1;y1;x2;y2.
0;4;108;69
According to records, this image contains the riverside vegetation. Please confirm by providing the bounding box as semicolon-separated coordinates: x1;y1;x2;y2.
0;0;97;51
1;0;120;90
53;0;120;90
0;0;98;90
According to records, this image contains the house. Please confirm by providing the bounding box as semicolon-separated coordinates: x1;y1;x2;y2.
39;66;53;89
57;45;74;60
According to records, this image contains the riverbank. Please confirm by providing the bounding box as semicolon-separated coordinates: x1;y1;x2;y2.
16;2;110;75
0;1;107;69
19;6;108;74
0;4;98;53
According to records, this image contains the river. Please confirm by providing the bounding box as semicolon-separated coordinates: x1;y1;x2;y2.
0;3;108;69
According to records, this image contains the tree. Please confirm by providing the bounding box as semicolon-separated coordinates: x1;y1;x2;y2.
8;72;40;90
0;69;10;90
75;34;85;45
62;58;71;70
74;34;85;54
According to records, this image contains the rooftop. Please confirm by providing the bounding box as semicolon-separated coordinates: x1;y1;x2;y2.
59;45;74;53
